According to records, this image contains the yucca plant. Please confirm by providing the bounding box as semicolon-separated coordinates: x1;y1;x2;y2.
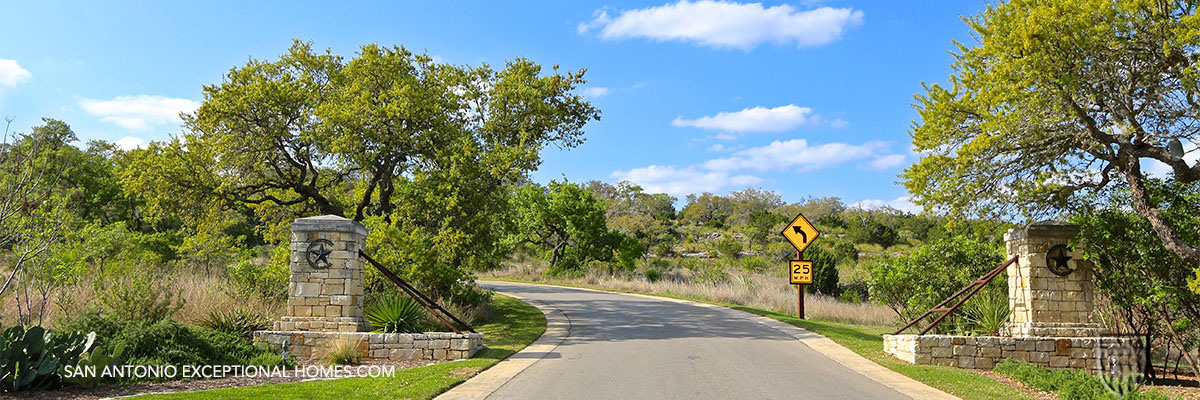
200;307;271;338
365;295;427;333
963;288;1010;336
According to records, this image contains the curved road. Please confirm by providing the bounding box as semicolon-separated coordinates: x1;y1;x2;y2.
475;281;914;400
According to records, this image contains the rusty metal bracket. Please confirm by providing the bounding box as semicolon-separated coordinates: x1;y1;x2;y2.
359;250;477;334
892;255;1018;335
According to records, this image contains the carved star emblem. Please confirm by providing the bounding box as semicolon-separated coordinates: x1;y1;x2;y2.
1047;245;1074;276
306;239;334;269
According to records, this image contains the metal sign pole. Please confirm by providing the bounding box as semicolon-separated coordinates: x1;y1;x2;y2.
797;250;804;320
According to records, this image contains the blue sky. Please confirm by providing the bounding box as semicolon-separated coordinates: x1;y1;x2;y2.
0;0;990;211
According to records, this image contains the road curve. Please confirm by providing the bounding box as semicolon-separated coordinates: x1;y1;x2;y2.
473;281;914;400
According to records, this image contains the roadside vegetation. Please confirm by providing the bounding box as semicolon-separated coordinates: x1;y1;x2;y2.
138;294;545;399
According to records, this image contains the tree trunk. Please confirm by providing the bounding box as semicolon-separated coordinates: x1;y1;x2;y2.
1122;154;1200;264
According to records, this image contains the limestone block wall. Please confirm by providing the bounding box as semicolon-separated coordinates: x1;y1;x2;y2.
1004;224;1101;337
255;331;485;363
884;334;1139;374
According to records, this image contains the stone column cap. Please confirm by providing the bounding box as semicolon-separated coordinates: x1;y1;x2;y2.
1004;222;1080;242
292;215;369;236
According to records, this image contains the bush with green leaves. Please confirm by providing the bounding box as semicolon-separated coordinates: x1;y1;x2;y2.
804;246;839;297
366;295;428;333
199;307;271;339
91;269;183;323
1075;180;1200;374
226;245;289;302
59;312;290;381
740;256;770;273
644;269;662;282
0;324;95;392
868;235;1004;330
994;359;1165;400
716;237;742;259
693;263;730;285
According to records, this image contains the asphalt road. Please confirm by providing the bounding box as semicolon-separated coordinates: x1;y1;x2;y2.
479;281;911;400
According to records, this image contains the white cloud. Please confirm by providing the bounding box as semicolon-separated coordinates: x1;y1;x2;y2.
581;87;610;99
851;196;922;214
674;104;837;133
114;136;147;151
707;143;741;152
579;1;863;50
613;138;903;197
80;95;200;131
610;165;762;197
703;139;887;172
0;59;31;89
866;154;907;170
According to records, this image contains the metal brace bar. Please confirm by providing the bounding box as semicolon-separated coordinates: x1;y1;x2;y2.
359;250;477;334
892;255;1018;335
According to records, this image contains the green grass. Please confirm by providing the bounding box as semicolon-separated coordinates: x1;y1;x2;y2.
139;294;545;400
487;278;1033;400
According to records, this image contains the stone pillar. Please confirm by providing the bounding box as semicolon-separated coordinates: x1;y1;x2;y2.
273;215;369;332
1003;223;1102;337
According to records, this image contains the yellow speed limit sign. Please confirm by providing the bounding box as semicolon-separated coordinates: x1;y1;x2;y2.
790;260;813;285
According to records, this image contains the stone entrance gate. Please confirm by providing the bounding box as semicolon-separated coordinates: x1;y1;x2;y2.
884;223;1140;374
254;215;483;363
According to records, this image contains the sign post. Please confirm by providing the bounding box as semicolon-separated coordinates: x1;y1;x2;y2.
782;213;819;320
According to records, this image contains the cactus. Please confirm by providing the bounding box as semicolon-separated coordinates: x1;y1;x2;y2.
0;323;95;392
63;343;125;388
1099;372;1143;399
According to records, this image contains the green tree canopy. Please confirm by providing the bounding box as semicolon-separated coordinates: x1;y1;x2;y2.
510;181;634;274
905;0;1200;263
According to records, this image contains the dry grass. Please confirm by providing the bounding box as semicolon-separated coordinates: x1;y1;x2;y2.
1;269;283;328
321;335;365;365
485;262;898;327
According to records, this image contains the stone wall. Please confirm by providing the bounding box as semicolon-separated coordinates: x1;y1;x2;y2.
1004;224;1101;337
884;334;1139;373
255;331;484;363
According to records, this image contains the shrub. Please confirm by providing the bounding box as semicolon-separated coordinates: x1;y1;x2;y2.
805;246;840;297
694;263;730;284
644;269;662;283
91;269;184;323
226;247;289;302
59;313;289;381
993;359;1166;400
366;295;427;333
740;256;770;273
867;235;1004;329
199;307;271;339
323;336;363;365
839;281;869;303
716;238;742;258
0;324;95;392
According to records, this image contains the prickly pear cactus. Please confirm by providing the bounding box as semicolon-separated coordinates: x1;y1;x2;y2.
0;323;96;392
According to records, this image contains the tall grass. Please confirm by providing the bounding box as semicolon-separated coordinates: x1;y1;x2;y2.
0;270;283;328
486;262;897;327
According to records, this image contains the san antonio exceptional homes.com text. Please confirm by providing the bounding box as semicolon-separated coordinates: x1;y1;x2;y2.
62;364;398;380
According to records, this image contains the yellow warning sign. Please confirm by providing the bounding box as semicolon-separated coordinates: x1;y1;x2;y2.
781;213;820;253
790;260;813;285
